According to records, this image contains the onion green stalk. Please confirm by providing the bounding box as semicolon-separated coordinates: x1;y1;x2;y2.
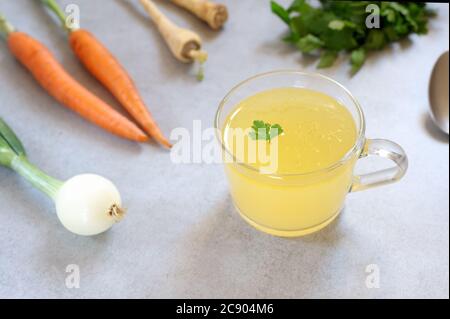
0;117;125;236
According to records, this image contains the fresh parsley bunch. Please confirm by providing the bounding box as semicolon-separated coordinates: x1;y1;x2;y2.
271;0;435;74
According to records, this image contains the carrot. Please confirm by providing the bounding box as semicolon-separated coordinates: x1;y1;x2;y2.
0;16;148;143
41;0;172;149
69;30;172;148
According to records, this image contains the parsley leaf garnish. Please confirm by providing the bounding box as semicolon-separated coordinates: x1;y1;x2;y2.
249;120;284;141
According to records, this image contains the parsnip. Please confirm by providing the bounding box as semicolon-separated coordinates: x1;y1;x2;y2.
140;0;207;64
170;0;228;30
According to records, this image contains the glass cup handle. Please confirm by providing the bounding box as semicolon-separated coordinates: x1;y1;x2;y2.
351;139;408;192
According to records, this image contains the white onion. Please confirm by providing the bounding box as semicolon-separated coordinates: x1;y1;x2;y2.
2;117;126;237
55;174;124;236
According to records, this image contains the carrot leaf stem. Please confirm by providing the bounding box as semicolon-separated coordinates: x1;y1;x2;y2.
40;0;71;32
0;14;16;38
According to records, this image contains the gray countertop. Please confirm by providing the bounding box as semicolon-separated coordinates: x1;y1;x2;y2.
0;0;448;299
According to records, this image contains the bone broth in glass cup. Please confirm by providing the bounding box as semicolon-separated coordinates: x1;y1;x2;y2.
215;71;408;237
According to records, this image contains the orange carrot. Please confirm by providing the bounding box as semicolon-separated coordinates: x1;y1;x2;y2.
40;0;172;148
0;15;148;143
7;32;149;143
69;29;172;148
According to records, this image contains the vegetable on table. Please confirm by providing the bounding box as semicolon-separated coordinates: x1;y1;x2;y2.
271;0;436;74
40;0;172;148
0;117;124;236
0;14;148;143
139;0;208;81
170;0;228;30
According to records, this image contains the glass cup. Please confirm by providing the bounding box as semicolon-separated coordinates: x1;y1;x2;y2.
215;71;408;237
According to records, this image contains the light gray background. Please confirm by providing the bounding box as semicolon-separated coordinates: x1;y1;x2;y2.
0;0;448;299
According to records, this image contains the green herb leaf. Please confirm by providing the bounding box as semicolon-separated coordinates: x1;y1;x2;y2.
322;28;358;51
365;29;386;50
297;34;324;53
271;1;291;25
249;120;284;141
269;124;284;140
328;20;345;31
350;48;366;75
382;8;397;23
318;50;338;68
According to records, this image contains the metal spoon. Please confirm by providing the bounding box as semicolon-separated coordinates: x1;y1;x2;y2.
429;51;449;135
